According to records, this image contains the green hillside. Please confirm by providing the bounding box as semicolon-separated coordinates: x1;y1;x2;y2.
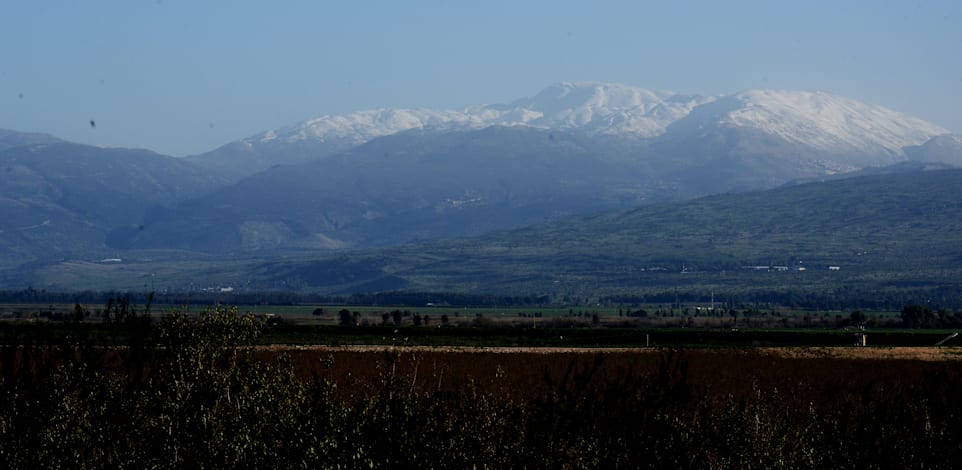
25;169;962;306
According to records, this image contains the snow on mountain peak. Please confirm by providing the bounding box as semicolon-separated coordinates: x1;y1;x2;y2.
250;82;715;147
257;108;479;146
488;81;713;136
720;89;947;154
240;83;946;161
519;81;674;115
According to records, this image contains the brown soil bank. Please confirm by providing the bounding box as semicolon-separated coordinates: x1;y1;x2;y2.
266;344;962;360
264;346;962;404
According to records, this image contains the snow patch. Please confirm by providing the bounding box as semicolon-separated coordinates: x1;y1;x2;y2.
234;83;946;161
256;82;717;147
722;90;946;154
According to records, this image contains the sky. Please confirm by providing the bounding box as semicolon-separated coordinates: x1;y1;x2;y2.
2;0;960;156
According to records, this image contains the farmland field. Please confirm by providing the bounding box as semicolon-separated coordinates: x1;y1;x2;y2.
264;344;962;400
2;306;962;467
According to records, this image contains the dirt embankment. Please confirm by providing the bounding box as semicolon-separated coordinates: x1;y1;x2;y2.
259;345;962;361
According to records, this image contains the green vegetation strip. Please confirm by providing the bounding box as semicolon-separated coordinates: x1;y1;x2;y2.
1;321;953;348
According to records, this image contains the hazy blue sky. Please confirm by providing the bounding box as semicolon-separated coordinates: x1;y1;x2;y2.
2;0;960;156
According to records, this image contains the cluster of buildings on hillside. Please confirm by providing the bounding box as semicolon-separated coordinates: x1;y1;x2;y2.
742;264;841;272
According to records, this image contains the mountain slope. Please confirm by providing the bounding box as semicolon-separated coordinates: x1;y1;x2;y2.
474;82;711;136
904;134;962;166
670;90;944;156
26;169;962;296
183;109;475;182
0;137;224;267
186;82;711;181
121;127;665;252
255;168;962;294
131;87;958;254
0;128;62;151
186;83;948;183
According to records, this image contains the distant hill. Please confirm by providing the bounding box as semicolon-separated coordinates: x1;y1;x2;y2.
904;134;962;166
780;160;960;187
119;127;670;252
0;135;223;269
25;169;962;300
0;129;62;151
245;168;962;296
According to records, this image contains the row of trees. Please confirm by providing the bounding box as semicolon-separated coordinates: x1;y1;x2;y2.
900;304;962;329
7;285;962;310
0;288;552;308
604;285;962;311
334;309;451;327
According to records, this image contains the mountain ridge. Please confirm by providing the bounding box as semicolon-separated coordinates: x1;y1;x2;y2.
0;136;223;268
187;82;950;181
22;168;962;296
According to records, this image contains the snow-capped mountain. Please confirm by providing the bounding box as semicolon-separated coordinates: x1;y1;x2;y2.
5;83;960;284
186;82;714;180
468;82;713;137
259;108;479;148
904;134;962;166
253;82;710;145
668;89;946;156
188;82;950;182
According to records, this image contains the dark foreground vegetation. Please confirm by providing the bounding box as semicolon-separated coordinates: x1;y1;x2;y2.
2;307;962;468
